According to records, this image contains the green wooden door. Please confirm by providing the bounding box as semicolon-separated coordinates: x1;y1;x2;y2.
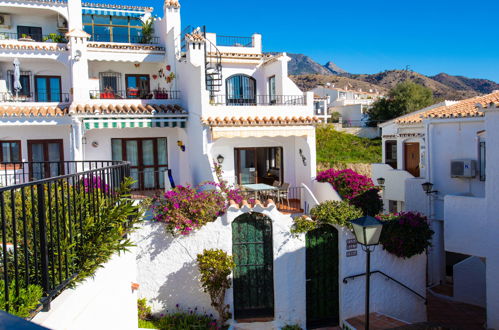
306;226;339;328
232;213;274;320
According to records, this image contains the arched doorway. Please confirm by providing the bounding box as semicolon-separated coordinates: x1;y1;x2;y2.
306;225;339;328
232;212;274;320
226;74;256;105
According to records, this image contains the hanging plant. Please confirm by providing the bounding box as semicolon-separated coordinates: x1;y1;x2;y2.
152;74;158;80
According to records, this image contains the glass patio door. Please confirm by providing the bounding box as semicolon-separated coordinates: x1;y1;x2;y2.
112;138;167;190
236;148;257;184
28;139;64;180
126;75;150;99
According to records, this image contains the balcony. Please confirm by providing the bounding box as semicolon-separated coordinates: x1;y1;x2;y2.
215;35;254;48
0;32;67;43
210;94;306;106
88;33;160;45
89;89;180;100
0;91;71;103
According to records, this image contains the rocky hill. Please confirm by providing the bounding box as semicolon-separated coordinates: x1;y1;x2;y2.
285;53;497;100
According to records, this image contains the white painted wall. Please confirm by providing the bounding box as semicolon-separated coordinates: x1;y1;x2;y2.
135;204;308;329
453;256;486;308
372;163;413;211
32;249;138;330
336;225;427;325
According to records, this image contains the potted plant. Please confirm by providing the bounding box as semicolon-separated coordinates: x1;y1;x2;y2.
140;17;154;44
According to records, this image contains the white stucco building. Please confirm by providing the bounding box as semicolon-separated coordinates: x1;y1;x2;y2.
311;85;383;127
372;91;499;329
0;0;429;329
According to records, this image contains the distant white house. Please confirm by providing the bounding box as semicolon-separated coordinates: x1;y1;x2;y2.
311;85;383;127
372;91;499;330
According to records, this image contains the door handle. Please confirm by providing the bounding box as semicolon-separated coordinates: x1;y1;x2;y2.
306;279;312;282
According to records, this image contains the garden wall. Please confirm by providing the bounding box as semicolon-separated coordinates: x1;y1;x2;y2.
32;249;138;330
135;205;308;329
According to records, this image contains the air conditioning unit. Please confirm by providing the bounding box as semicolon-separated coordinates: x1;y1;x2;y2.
450;159;476;178
0;14;11;29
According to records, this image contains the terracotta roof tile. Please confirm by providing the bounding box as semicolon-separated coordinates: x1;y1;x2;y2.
202;116;321;127
185;33;205;42
165;0;180;8
397;91;499;124
0;43;67;52
0;105;68;117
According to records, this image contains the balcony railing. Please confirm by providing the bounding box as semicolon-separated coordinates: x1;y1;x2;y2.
0;32;67;43
216;35;253;47
0;91;71;103
88;34;160;44
239;185;303;214
89;89;180;100
0;160;130;313
211;95;306;106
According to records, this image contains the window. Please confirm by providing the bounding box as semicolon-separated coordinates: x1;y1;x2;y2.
479;141;486;181
0;141;21;163
99;72;122;94
126;74;150;99
17;26;42;42
7;70;31;96
268;76;276;104
83;15;143;43
388;200;398;213
385;140;397;169
34;76;62;102
226;74;256;105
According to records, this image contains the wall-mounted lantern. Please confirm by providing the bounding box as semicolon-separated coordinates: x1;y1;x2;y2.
216;154;224;164
422;182;438;195
299;149;307;166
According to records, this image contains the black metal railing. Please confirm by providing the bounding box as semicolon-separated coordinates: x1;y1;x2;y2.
0;32;67;43
239;186;303;213
88;34;160;44
211;95;306;106
343;270;427;304
0;160;130;314
130;169;172;192
89;89;181;100
216;35;253;47
0;91;71;103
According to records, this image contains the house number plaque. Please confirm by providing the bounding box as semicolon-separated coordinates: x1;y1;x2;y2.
346;250;357;257
346;239;357;250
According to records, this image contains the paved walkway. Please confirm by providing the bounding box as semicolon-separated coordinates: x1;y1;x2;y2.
426;292;486;329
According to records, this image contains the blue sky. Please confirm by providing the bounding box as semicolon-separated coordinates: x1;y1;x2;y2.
109;0;499;81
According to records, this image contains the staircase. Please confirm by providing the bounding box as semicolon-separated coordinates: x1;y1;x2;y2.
180;25;223;99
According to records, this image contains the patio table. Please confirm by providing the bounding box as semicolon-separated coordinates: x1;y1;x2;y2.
242;183;277;201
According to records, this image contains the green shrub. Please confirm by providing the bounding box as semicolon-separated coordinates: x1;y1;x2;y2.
138;306;217;330
310;200;363;229
282;324;303;330
138;298;152;320
290;215;318;236
197;249;235;326
0;281;43;318
349;188;383;216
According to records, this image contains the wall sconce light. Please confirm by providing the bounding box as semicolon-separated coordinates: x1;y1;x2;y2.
216;154;224;164
299;149;307;166
422;181;438;195
91;141;99;148
177;140;185;152
376;177;385;188
74;49;82;62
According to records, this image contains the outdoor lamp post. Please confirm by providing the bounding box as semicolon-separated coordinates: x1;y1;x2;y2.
422;181;438;195
349;216;384;330
376;177;385;188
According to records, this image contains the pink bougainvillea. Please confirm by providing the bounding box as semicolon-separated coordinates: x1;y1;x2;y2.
316;168;374;199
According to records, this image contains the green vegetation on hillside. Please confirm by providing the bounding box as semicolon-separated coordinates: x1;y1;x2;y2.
316;125;381;167
367;81;434;123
